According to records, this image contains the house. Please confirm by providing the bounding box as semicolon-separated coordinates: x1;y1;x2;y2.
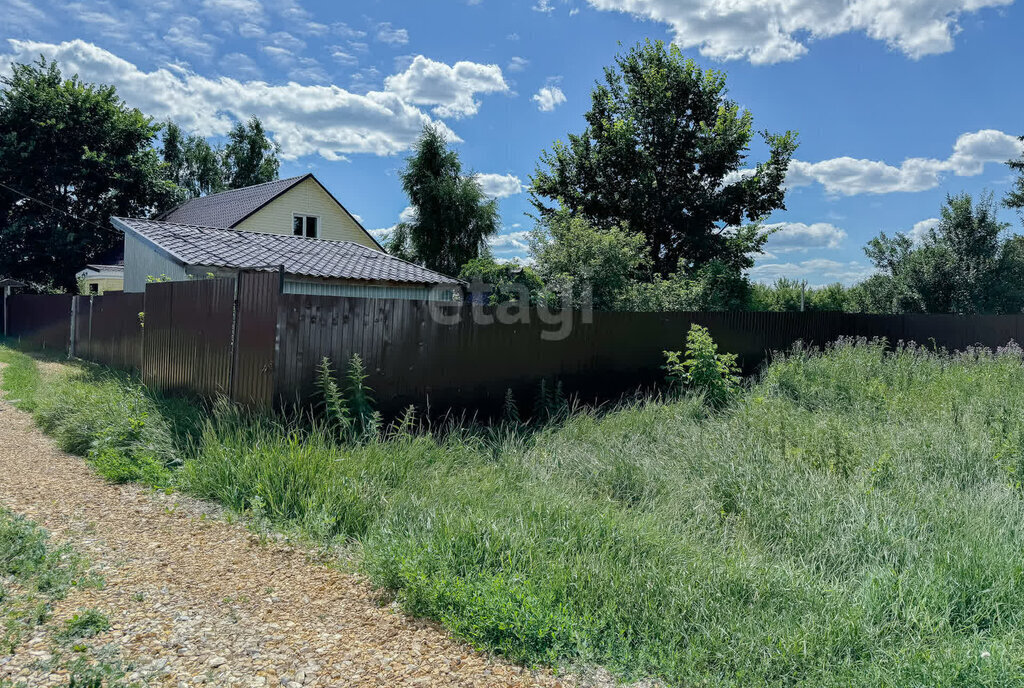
76;264;124;294
113;174;461;299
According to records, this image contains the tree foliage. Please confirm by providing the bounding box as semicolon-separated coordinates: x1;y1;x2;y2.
529;211;649;310
862;192;1020;314
388;125;499;276
160;121;224;206
1006;135;1024;213
0;58;174;291
530;40;797;276
458;257;547;305
221;116;281;190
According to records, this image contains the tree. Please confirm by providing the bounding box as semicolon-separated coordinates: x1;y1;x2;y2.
1005;136;1024;213
863;192;1013;314
530;40;797;276
0;58;174;291
160;121;224;207
222;116;280;189
389;125;499;276
458;257;547;305
529;211;649;310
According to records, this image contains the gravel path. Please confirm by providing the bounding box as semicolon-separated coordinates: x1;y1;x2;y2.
0;364;567;687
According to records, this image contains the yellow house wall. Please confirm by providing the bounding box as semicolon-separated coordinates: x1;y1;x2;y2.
81;277;124;294
233;177;381;250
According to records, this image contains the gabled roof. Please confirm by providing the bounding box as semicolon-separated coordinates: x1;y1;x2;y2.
112;217;462;286
158;175;309;228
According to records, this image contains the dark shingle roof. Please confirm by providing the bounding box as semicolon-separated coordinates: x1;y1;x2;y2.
112;217;462;286
159;175;309;227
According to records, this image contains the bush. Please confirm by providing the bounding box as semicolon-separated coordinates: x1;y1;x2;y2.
663;324;741;406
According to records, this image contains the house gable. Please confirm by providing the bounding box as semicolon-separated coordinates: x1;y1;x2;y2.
233;176;382;251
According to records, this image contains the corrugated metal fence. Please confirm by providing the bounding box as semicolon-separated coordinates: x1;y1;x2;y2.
8;274;1024;414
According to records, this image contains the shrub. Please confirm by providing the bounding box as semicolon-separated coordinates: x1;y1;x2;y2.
663;324;741;406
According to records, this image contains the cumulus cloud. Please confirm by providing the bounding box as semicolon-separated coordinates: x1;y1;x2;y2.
762;222;847;253
475;173;523;199
0;40;515;161
787;129;1024;195
749;258;875;286
532;84;566;112
585;0;1012;64
908;217;940;243
489;230;532;254
383;55;509;118
369;206;418;243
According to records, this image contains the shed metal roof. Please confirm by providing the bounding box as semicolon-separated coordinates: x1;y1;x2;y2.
112;217;462;286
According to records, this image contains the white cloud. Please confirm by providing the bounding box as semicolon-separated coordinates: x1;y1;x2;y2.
202;0;265;22
788;129;1024;195
369;206;417;243
0;39;465;161
383;55;509;118
533;84;566;112
475;173;523;199
749;258;875;286
585;0;1012;64
507;56;529;72
163;17;218;60
534;0;556;12
489;230;531;253
762;222;847;253
908;217;940;243
376;22;410;45
330;48;358;66
220;52;262;79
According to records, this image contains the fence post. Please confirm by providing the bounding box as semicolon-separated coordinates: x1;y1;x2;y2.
68;296;77;359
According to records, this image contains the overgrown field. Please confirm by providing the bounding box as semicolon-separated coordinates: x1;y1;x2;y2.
4;338;1024;686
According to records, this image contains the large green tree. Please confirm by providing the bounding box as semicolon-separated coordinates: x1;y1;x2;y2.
221;116;280;189
0;58;173;291
389;124;499;276
160;121;225;206
1006;136;1024;212
530;40;797;276
863;192;1018;314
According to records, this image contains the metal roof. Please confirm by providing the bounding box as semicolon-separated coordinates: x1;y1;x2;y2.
158;175;309;228
112;217;462;286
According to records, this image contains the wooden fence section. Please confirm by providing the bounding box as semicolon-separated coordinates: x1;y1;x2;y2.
10;277;1024;415
74;293;145;371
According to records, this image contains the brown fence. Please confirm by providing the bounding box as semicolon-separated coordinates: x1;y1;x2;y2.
5;294;73;351
8;275;1024;415
74;292;146;371
141;278;237;398
274;302;1024;414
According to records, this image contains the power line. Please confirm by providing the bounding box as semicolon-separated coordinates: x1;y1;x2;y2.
0;181;110;233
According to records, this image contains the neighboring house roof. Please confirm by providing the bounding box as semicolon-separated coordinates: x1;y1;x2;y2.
76;265;125;279
159;175;308;227
112;217;462;286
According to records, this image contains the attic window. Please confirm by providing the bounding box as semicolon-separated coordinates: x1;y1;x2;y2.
293;214;319;238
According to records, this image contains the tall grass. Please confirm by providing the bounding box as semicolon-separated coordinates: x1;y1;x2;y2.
8;338;1024;684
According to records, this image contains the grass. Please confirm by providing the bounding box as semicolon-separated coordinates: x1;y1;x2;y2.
0;506;92;653
6;337;1024;685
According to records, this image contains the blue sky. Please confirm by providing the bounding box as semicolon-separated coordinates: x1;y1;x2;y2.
2;0;1023;285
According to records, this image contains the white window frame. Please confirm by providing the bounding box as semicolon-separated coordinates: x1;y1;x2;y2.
292;213;320;239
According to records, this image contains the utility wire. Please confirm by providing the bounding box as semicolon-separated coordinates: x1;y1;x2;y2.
0;181;110;233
